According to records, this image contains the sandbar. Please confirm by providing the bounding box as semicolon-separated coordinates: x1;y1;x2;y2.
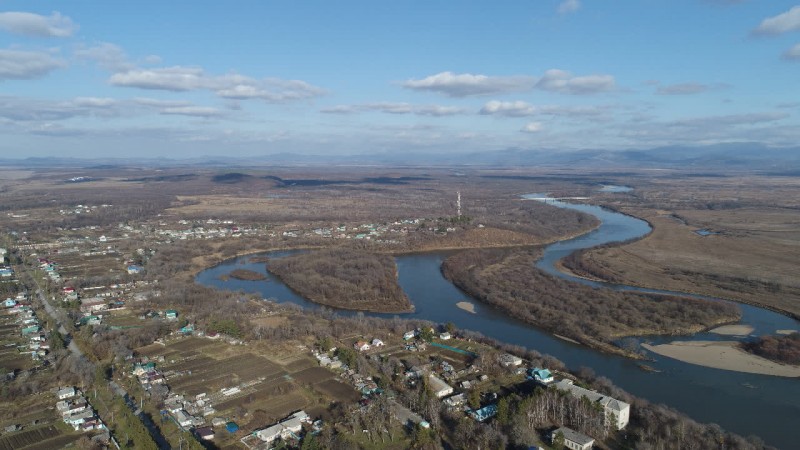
456;301;476;314
643;340;800;377
776;329;798;335
554;334;581;345
709;324;754;336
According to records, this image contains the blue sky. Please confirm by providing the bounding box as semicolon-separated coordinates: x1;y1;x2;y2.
1;0;799;158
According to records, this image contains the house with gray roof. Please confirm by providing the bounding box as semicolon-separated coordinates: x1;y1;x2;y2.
553;379;630;430
551;426;594;450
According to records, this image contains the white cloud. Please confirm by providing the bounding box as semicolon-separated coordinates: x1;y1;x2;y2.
0;95;120;122
72;97;116;107
480;100;607;118
753;6;800;35
783;43;800;60
536;69;615;94
521;122;544;133
480;100;536;116
558;0;581;14
0;49;66;80
132;97;192;108
160;106;221;118
109;66;325;102
0;11;77;37
404;70;614;97
109;66;205;91
402;71;537;97
216;78;326;101
321;102;466;116
74;43;135;72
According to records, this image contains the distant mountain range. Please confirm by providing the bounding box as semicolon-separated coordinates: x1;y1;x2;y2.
3;143;799;172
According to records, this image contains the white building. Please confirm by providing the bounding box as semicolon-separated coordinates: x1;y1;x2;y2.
255;411;310;443
57;386;77;400
499;353;523;367
174;410;193;428
427;374;454;398
551;427;594;450
553;379;630;430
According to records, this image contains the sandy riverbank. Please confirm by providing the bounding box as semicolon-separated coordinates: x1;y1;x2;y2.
709;324;754;336
643;340;800;377
456;301;476;314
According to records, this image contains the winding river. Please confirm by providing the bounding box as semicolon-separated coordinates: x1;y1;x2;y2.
197;191;799;448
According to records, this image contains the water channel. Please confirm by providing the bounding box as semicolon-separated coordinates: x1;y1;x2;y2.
197;191;799;448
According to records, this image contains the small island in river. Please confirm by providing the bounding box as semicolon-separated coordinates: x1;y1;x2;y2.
442;247;741;358
228;269;267;281
267;248;413;313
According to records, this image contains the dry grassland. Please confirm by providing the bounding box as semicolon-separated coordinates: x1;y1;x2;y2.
576;174;800;318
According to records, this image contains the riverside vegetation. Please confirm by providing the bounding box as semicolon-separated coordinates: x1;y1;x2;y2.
741;333;800;365
442;248;741;357
267;248;412;313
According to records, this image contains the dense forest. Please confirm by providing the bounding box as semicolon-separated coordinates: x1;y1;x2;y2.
267;248;412;313
442;248;740;356
742;333;800;365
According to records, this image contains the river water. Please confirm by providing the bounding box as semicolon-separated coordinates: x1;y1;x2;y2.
196;192;799;448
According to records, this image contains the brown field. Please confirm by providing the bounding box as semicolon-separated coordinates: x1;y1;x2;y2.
313;379;361;403
578;207;800;318
52;252;127;279
292;366;336;385
251;315;289;328
20;433;81;450
0;426;62;450
282;357;316;373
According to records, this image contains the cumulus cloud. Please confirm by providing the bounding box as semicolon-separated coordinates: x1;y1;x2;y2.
753;6;800;35
536;69;615;94
521;122;544;133
0;49;66;80
321;102;466;116
404;70;614;97
480;100;536;117
0;11;77;37
783;43;800;60
558;0;581;14
109;66;325;102
402;71;537;97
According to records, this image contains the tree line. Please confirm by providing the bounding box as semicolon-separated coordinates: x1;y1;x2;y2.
741;333;800;365
442;248;740;356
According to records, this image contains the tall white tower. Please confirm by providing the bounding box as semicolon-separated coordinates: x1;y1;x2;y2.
457;191;461;218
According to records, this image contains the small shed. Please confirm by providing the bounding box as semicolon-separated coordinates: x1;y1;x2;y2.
195;426;214;440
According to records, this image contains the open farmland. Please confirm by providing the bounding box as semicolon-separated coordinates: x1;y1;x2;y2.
135;336;356;443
